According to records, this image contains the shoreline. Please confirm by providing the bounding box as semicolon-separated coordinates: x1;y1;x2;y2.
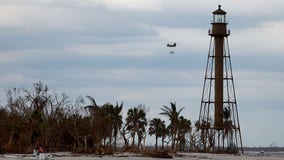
1;152;284;160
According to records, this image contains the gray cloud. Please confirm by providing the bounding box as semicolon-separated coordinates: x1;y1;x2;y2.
0;0;284;147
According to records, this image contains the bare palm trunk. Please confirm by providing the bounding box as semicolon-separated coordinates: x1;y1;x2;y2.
172;132;176;152
109;134;112;152
114;135;117;152
132;135;135;151
143;136;146;151
155;136;158;151
84;136;88;153
162;136;165;151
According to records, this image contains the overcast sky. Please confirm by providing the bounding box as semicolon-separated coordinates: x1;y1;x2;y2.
0;0;284;147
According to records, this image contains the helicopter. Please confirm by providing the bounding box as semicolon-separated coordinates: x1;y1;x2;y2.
167;42;177;47
166;42;177;54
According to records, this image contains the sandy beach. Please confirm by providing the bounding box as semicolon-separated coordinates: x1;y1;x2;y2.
1;152;284;160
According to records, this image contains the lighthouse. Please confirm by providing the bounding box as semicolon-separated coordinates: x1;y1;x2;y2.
198;5;243;153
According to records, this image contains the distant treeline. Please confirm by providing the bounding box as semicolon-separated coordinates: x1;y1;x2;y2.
0;82;195;154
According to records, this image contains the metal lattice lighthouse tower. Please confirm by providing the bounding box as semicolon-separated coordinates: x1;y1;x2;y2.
198;5;243;153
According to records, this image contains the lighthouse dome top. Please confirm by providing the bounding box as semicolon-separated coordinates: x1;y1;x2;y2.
212;5;227;23
213;5;226;15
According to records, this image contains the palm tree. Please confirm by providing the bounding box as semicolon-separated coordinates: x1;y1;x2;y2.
161;123;168;151
196;119;213;152
126;105;147;152
101;103;114;150
177;116;191;151
85;96;100;117
112;102;123;152
85;96;109;150
223;106;235;153
160;102;184;152
149;118;165;151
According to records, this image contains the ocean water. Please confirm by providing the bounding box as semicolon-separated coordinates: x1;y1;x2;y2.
244;151;284;157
